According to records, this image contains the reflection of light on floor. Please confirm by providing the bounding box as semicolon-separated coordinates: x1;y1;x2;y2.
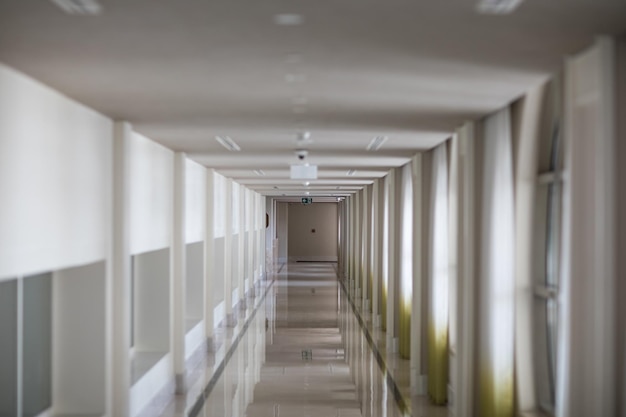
182;262;428;417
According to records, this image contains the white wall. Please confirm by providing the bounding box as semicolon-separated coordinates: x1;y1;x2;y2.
0;61;271;417
0;64;112;280
129;132;173;255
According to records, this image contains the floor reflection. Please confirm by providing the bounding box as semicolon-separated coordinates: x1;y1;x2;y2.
189;262;416;417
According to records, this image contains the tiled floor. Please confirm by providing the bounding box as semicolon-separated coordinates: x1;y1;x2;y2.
146;262;448;417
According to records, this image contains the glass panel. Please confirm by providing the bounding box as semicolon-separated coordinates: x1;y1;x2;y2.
22;273;52;417
538;121;561;413
0;279;18;416
546;298;558;405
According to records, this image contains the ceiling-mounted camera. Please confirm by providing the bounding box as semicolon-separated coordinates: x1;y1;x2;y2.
295;149;308;160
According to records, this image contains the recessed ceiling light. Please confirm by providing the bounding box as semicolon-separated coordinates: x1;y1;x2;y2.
476;0;524;14
214;135;241;152
346;169;357;176
253;169;266;176
336;186;341;190
304;181;310;186
274;14;304;26
305;191;311;196
49;0;102;15
366;136;388;151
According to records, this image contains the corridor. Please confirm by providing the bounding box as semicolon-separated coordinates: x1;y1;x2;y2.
150;262;445;417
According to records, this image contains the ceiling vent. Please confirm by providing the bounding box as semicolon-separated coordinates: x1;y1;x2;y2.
477;0;524;14
50;0;102;15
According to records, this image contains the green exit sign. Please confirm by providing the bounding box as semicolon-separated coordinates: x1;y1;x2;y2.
301;197;313;204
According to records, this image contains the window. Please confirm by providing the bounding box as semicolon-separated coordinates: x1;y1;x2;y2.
533;122;562;413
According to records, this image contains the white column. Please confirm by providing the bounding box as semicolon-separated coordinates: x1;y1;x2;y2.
204;169;215;348
224;179;235;325
346;198;350;283
352;195;356;286
171;152;187;393
410;154;425;394
361;186;370;311
346;198;351;282
247;189;255;296
111;121;132;417
355;190;362;299
256;193;262;287
238;186;246;309
258;195;266;282
371;179;381;327
455;122;476;417
386;168;398;352
558;37;616;417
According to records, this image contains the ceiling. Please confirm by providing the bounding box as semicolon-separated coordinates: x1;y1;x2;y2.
1;0;625;199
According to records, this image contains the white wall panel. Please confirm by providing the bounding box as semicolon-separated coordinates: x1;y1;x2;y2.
185;159;206;244
129;133;173;255
0;64;112;279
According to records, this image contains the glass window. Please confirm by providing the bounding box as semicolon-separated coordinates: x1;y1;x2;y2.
534;122;562;413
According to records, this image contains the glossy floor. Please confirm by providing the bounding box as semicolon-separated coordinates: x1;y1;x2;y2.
149;262;447;417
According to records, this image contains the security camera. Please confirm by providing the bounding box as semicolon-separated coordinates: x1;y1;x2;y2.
295;149;308;160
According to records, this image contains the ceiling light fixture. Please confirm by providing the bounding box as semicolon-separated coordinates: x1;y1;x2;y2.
304;181;310;186
274;13;304;26
291;164;318;180
253;169;266;176
366;135;388;151
476;0;524;14
346;169;357;176
49;0;102;15
214;135;241;152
